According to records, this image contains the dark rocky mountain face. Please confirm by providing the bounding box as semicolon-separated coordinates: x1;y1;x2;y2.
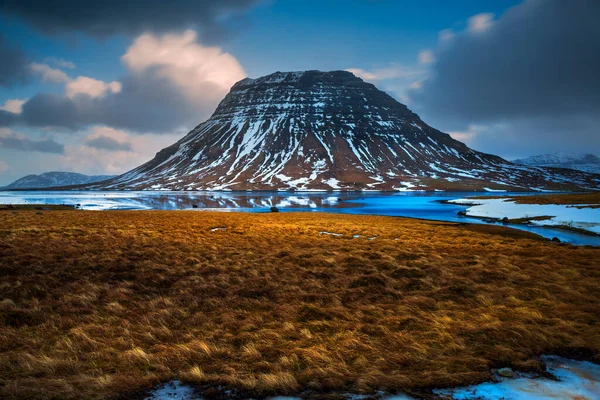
92;70;600;191
3;171;115;189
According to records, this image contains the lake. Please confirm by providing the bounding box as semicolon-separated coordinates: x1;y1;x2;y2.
1;190;599;246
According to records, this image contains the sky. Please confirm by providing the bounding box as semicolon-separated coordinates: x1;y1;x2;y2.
0;0;598;185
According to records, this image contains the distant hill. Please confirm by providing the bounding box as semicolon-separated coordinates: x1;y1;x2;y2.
3;171;115;189
513;153;600;174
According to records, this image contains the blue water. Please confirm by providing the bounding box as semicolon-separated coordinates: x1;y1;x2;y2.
1;190;598;246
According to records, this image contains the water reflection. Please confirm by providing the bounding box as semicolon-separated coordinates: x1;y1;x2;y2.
1;190;598;246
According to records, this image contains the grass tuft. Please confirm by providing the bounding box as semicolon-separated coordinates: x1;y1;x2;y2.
0;210;599;399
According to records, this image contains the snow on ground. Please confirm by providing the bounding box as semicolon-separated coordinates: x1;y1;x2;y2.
483;187;508;192
450;198;600;234
144;357;600;400
145;380;196;400
319;231;343;236
435;356;600;399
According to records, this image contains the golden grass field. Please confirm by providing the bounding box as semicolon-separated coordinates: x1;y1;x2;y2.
1;210;600;399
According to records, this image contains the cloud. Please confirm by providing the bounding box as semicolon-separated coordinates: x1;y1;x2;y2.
346;64;428;105
438;29;454;42
83;127;133;152
346;64;423;82
17;30;246;133
0;110;19;126
467;13;494;33
0;0;261;40
121;29;245;104
447;124;482;143
66;76;121;99
28;61;121;98
59;127;181;175
29;62;70;83
408;0;600;156
0;160;7;175
0;99;26;114
418;50;435;65
43;57;76;69
0;128;64;153
0;34;30;86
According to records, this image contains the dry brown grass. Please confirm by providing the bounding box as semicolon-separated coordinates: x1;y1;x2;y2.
1;210;599;399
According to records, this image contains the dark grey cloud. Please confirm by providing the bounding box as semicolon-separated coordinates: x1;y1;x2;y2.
0;110;19;126
0;34;30;86
84;135;132;152
0;0;261;40
18;71;218;133
411;0;600;121
0;132;64;154
21;93;80;129
409;0;600;155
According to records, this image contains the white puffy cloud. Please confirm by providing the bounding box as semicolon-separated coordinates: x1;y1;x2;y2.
29;62;70;83
121;29;245;103
66;76;122;99
19;29;246;133
467;13;494;33
0;98;26;114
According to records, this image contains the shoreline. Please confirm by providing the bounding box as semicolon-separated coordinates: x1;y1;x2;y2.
3;202;597;246
447;193;600;239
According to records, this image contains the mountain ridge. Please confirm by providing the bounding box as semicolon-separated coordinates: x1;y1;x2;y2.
88;70;600;192
513;153;600;175
3;171;115;189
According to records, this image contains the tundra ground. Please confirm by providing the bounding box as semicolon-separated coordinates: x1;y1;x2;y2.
1;210;599;399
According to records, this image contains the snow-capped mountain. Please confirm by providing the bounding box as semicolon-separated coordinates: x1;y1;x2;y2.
91;70;599;191
3;171;115;189
513;153;600;174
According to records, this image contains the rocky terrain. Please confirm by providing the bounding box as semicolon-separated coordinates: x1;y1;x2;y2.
89;70;600;191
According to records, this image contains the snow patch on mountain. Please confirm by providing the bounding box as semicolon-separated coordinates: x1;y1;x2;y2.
87;71;600;191
513;152;600;174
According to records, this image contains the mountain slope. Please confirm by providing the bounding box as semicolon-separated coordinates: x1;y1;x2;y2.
91;70;599;191
513;153;600;174
4;171;115;189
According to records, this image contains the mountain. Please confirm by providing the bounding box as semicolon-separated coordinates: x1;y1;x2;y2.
3;171;115;189
90;70;599;191
513;153;600;174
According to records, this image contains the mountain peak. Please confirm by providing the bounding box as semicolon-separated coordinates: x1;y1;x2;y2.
233;70;362;89
89;71;600;191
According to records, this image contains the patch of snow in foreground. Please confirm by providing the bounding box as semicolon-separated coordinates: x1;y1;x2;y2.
449;198;600;234
145;380;196;400
145;357;600;400
435;355;600;399
483;187;508;192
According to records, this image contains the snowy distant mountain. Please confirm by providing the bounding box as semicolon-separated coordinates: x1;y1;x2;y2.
89;70;599;191
513;153;600;174
3;172;115;189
